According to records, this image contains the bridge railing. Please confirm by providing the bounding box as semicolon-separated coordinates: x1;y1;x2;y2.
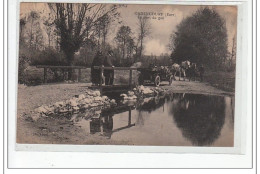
36;65;87;83
92;66;139;94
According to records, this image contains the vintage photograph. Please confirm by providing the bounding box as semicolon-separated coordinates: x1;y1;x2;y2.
17;2;237;147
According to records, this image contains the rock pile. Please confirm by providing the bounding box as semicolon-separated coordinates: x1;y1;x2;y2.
133;85;166;97
33;86;167;121
34;90;117;117
120;91;137;100
119;86;167;102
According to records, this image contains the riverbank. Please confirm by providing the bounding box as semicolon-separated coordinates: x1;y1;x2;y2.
16;80;234;144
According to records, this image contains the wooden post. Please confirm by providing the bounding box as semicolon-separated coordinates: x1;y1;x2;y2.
99;66;103;95
128;109;131;126
43;68;47;84
78;68;81;82
129;70;133;89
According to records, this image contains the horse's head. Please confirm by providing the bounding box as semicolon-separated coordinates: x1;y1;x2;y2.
181;61;190;69
186;60;191;66
172;63;179;69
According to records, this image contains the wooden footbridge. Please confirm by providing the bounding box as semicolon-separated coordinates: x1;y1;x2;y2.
36;65;138;95
90;66;138;94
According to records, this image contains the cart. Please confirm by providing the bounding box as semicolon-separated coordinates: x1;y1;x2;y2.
137;66;173;87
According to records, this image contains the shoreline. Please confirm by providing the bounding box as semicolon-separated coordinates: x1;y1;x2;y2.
16;81;234;145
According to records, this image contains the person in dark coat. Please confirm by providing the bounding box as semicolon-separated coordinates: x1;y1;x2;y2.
103;50;114;85
199;64;205;82
91;51;104;85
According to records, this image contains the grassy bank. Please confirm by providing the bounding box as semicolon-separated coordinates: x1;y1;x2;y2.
203;71;235;92
22;66;138;85
22;66;235;93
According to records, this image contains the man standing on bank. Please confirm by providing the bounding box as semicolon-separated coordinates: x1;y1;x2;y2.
91;51;104;86
103;50;114;85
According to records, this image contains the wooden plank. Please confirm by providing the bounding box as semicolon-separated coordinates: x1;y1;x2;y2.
36;65;86;69
89;84;130;89
93;66;138;70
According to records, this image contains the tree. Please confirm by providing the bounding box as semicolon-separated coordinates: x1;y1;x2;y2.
49;3;120;64
21;11;44;51
19;17;26;42
115;25;134;63
229;36;236;68
126;37;135;58
27;11;41;48
169;7;228;70
43;13;55;48
48;3;120;79
137;15;151;59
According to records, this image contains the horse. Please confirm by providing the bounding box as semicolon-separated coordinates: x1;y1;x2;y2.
171;61;191;81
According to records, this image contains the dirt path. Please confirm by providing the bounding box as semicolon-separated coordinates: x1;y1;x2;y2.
16;80;234;145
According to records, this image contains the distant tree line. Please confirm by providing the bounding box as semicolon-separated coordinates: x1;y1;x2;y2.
169;7;236;71
19;3;153;82
19;5;235;84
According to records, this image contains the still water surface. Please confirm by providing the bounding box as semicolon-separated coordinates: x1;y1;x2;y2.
70;93;234;146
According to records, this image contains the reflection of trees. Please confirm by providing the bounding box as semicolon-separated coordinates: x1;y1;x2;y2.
170;94;226;146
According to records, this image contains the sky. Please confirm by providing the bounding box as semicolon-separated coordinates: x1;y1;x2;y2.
20;3;237;56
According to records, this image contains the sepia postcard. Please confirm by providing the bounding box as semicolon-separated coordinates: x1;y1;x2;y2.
16;1;239;151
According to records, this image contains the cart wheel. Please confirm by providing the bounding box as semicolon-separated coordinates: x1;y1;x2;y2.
169;75;173;85
138;74;144;85
154;75;161;87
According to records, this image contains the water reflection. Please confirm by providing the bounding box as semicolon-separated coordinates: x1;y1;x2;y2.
169;93;226;146
89;105;135;138
69;93;234;146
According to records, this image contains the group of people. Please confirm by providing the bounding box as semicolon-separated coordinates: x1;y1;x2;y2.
91;50;115;86
90;52;206;86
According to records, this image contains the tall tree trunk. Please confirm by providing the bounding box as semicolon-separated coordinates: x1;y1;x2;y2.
66;52;74;80
48;32;51;48
140;39;143;58
123;41;125;60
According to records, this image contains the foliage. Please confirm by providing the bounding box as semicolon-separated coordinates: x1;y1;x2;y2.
137;15;151;58
18;55;30;84
43;13;55;48
48;3;121;66
137;54;171;68
169;7;228;70
25;11;44;50
115;25;135;63
30;48;67;66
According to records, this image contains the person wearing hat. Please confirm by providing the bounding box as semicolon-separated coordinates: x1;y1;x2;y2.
91;51;104;85
103;50;114;85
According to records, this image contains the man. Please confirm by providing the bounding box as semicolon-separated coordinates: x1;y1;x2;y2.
103;50;114;85
199;64;205;82
91;51;104;85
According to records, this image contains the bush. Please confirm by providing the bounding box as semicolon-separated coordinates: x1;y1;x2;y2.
30;48;67;66
24;75;42;86
18;55;30;84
